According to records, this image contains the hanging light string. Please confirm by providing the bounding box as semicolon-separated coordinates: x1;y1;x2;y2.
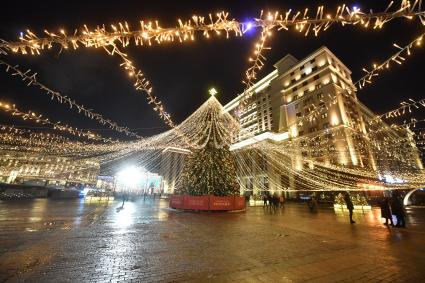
242;12;274;89
354;31;424;90
0;1;423;55
239;1;424;111
0;100;116;142
0;59;141;138
374;98;425;121
103;43;174;128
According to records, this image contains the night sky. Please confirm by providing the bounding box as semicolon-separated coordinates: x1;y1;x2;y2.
0;0;424;140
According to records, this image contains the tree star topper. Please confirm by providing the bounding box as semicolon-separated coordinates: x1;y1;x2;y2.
209;88;218;96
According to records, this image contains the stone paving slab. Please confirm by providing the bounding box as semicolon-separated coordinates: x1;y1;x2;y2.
1;198;425;282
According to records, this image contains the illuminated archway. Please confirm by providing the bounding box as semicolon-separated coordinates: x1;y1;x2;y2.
403;188;422;206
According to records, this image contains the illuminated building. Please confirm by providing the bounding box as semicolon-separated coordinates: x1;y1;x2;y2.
0;150;99;186
225;46;423;195
160;147;190;194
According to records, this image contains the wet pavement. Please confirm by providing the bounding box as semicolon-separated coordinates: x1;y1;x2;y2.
0;198;425;282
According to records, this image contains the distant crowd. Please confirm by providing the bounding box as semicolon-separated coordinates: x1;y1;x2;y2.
256;190;407;227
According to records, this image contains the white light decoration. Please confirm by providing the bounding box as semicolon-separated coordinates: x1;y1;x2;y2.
0;1;424;192
117;166;144;187
209;88;218;96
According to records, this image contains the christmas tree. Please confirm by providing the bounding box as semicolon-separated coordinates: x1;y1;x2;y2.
177;141;239;196
175;92;239;196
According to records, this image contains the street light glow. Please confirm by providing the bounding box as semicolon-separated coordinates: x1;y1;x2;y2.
117;166;144;187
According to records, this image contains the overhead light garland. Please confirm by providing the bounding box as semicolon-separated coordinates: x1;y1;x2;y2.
0;1;424;190
0;1;423;55
355;31;424;90
0;100;114;142
103;43;175;127
0;59;141;138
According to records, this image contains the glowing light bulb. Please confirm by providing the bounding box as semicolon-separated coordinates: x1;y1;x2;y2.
209;88;218;96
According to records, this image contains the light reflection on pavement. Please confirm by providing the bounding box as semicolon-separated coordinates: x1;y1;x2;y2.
0;198;424;282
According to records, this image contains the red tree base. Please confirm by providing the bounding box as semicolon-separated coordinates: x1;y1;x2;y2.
169;195;246;211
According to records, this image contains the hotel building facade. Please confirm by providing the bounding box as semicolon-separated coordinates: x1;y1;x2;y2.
225;46;423;196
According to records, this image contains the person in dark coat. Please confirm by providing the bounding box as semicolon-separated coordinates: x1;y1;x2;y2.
343;192;355;224
380;197;393;226
263;194;268;207
267;194;274;209
273;194;279;209
392;193;406;228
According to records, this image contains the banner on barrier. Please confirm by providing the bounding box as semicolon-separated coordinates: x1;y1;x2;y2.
209;195;234;210
183;195;210;210
234;196;246;210
169;195;184;209
169;195;246;211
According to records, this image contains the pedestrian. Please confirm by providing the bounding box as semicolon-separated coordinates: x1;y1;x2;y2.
245;194;250;203
263;194;268;207
268;194;273;209
343;192;355;224
392;192;406;228
121;192;127;208
279;194;285;208
308;196;318;212
380;197;394;226
273;193;280;210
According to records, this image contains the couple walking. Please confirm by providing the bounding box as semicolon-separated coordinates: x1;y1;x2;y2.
380;193;406;228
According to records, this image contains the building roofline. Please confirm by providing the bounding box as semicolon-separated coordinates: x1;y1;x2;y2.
224;46;352;111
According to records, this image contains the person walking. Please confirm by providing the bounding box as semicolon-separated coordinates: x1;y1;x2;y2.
279;194;285;208
343;192;355;224
392;193;406;228
273;194;279;210
380;197;394;226
263;194;268;207
308;196;318;212
268;194;273;209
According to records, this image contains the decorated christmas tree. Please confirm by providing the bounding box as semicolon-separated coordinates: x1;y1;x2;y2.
177;141;239;196
175;90;240;196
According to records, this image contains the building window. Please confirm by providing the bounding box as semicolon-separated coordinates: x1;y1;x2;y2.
296;112;302;118
317;93;323;99
290;71;295;76
293;94;298;100
321;113;328;119
295;103;299;109
302;81;308;86
323;123;330;129
310;59;316;64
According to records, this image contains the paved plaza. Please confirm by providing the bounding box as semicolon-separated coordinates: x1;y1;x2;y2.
0;198;425;282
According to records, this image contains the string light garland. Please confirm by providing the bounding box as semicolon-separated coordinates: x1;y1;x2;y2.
0;1;423;55
239;1;425;112
103;43;175;127
0;59;141;138
0;1;424;191
373;98;425;121
0;100;114;142
355;31;424;90
243;12;273;89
